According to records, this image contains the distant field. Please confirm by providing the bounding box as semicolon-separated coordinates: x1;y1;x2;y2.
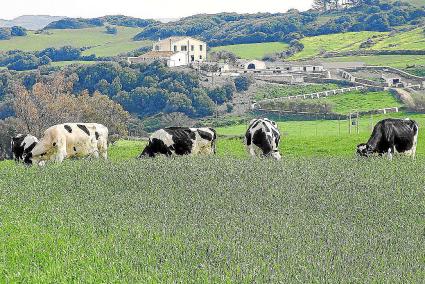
290;31;387;60
210;42;289;59
323;54;425;69
0;27;152;57
212;28;424;61
326;91;403;114
371;27;425;51
49;61;99;67
255;83;340;100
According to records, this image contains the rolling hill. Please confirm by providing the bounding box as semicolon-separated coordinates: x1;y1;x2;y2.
0;26;152;57
211;27;425;63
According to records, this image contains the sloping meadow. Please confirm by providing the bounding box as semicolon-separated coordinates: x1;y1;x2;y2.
0;157;424;282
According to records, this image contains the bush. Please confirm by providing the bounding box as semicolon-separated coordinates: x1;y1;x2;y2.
0;28;11;40
234;75;253;92
10;26;27;36
105;26;118;35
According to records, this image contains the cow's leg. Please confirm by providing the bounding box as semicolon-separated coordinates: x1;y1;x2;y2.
98;138;108;159
248;145;256;157
387;148;393;161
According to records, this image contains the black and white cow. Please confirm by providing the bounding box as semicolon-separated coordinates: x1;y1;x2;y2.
244;118;281;160
139;127;217;158
11;134;39;162
357;118;418;159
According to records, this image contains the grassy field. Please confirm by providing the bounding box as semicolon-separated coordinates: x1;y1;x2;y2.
210;42;289;59
290;31;388;60
322;54;425;69
1;155;424;282
215;112;425;156
0;27;152;57
212;28;424;61
326;91;403;114
371;27;425;51
49;60;99;67
255;83;340;100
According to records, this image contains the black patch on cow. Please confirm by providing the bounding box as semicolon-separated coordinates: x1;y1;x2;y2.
95;132;99;140
197;129;213;141
252;129;272;156
77;124;90;136
139;138;172;158
24;142;37;155
250;120;261;130
73;147;77;152
64;125;72;133
271;128;280;146
11;135;25;161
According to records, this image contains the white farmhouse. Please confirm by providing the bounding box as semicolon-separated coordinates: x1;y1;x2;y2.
128;36;207;67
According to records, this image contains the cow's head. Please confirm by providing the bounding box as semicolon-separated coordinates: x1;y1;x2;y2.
25;139;54;165
271;150;282;160
139;144;155;158
356;143;373;157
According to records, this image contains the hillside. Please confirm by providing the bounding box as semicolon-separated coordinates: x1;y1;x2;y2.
0;15;65;30
211;27;425;62
0;27;151;57
133;2;425;46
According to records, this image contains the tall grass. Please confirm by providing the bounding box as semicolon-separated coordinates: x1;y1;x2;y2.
0;157;424;282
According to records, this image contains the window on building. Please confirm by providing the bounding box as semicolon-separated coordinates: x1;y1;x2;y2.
199;45;203;51
174;46;177;52
191;45;194;51
181;45;187;51
155;45;159;51
199;55;203;60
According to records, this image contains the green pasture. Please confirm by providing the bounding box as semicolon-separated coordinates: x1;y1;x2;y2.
0;155;424;282
322;54;425;69
0;27;152;57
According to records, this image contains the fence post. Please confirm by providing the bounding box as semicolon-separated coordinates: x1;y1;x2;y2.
356;112;359;134
349;113;352;134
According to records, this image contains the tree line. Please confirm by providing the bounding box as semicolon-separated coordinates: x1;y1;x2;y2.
133;1;424;46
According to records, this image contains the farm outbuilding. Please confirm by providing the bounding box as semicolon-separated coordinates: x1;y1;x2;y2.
239;60;267;70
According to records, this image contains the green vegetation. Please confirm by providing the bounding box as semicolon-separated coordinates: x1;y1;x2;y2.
322;54;425;69
326;91;403;114
371;27;425;50
255;83;340;100
0;27;151;57
290;32;387;60
210;42;289;59
0;155;424;282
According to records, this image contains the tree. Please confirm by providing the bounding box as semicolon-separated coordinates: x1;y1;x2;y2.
10;26;27;36
12;72;129;137
105;26;118;34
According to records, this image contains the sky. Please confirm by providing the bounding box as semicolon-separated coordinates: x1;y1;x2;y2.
1;0;314;20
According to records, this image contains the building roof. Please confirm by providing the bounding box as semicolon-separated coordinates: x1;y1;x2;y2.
157;36;205;44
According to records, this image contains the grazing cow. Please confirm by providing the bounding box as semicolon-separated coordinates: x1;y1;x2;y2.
25;123;108;165
11;134;38;162
245;118;281;160
356;118;418;159
139;127;217;158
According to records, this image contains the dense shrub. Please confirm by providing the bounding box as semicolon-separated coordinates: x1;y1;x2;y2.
234;75;253;92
